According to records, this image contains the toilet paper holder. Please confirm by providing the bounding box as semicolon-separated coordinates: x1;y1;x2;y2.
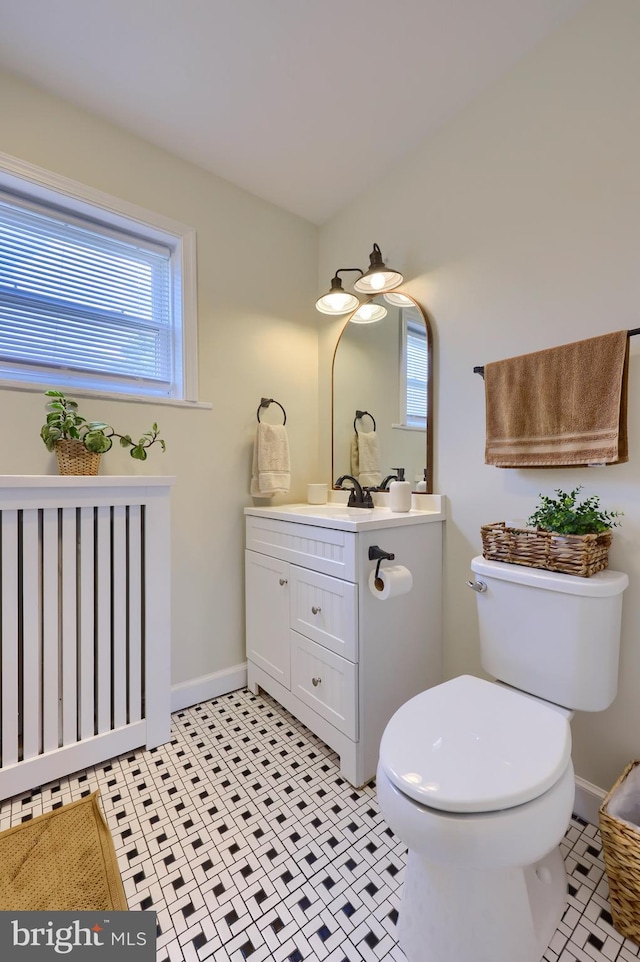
369;545;395;589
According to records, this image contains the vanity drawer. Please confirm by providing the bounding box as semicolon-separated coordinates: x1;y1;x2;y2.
246;516;356;581
289;566;357;661
290;632;357;739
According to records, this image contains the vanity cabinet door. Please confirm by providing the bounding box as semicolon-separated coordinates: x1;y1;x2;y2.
245;550;291;688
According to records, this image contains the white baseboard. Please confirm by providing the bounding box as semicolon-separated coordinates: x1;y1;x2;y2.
171;663;247;713
574;775;606;826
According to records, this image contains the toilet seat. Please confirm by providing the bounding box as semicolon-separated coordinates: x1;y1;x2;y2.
378;674;572;814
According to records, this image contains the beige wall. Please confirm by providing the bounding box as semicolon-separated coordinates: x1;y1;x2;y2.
320;0;640;792
0;68;319;689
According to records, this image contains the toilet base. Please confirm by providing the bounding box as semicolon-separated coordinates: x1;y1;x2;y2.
398;844;566;962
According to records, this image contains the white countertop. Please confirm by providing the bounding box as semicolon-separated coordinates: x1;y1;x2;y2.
245;495;445;532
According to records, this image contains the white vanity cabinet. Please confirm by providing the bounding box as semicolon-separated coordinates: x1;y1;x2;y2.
245;501;444;787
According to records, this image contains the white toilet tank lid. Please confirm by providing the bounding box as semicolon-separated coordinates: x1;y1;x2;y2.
378;675;572;814
471;555;628;597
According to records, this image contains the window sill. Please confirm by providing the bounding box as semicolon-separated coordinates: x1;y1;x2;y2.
0;380;212;410
392;422;426;433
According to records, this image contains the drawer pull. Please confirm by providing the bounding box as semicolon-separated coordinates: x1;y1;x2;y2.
279;578;288;586
312;676;322;687
311;605;322;615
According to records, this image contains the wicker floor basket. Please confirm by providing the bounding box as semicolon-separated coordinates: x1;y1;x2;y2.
480;521;612;578
599;761;640;944
54;440;101;476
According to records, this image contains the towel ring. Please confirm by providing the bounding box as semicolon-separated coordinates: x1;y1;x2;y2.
257;397;287;425
354;409;376;432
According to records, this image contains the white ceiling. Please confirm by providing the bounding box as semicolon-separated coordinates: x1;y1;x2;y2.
0;0;587;224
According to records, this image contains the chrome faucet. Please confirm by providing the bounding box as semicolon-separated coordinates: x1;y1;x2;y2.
335;475;375;508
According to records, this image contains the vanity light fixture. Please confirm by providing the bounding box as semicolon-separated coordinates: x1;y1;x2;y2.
315;243;404;315
353;243;404;294
383;291;413;307
350;302;388;324
315;269;362;315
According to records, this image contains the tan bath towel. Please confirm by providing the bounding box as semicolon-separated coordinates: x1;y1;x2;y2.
485;331;628;467
355;429;382;487
250;423;291;496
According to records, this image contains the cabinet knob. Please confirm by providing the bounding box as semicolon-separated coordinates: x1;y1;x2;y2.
279;578;288;586
311;605;321;615
312;677;322;687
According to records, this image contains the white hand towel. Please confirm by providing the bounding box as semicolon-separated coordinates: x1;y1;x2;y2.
250;423;291;497
350;434;360;477
356;430;381;487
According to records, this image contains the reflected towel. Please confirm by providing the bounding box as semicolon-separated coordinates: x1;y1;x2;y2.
250;423;291;497
350;435;359;477
485;331;629;467
356;429;382;487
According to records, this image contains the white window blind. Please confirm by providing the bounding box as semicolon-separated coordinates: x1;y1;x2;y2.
0;153;198;403
0;190;178;397
404;313;427;427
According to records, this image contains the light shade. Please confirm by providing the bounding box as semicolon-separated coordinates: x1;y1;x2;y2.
353;244;403;294
315;273;360;315
350;302;388;324
383;291;413;306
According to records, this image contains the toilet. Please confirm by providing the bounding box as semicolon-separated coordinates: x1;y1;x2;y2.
377;555;628;962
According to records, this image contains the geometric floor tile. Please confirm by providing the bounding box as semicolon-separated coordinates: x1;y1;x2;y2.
1;688;637;962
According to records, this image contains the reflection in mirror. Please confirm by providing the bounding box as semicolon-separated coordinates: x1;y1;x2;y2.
332;293;433;493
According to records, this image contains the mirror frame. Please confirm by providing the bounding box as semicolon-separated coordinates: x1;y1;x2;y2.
331;292;433;494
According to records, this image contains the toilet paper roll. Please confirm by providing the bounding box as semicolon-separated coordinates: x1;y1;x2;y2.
368;565;413;600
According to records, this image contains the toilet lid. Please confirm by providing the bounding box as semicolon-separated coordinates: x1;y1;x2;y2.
379;675;572;814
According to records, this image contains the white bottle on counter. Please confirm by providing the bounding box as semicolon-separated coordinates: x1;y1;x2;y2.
389;467;411;512
415;468;427;493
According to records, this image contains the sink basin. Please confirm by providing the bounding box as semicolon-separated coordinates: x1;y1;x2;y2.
284;503;367;516
245;500;444;531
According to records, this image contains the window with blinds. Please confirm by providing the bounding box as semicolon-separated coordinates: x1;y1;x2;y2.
0;156;197;401
401;308;428;428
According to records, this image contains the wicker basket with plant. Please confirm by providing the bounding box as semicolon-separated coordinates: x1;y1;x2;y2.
40;390;166;476
481;487;622;578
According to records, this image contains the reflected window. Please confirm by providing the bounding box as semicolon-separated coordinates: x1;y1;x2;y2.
400;306;427;429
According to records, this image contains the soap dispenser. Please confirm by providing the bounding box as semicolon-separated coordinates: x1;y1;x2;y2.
415;469;427;493
389;467;411;513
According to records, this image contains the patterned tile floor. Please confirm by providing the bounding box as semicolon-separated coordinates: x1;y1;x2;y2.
1;687;638;962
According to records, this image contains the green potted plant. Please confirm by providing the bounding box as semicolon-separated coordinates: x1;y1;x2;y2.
40;390;166;475
527;487;622;535
481;487;622;578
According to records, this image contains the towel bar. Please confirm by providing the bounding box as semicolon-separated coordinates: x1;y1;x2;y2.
257;397;287;425
473;327;639;377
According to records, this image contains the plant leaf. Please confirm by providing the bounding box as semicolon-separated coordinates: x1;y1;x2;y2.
84;431;112;453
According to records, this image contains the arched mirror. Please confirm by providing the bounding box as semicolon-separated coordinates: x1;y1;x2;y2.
332;292;433;493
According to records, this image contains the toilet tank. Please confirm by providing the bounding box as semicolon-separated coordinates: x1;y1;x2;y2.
470;556;628;711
